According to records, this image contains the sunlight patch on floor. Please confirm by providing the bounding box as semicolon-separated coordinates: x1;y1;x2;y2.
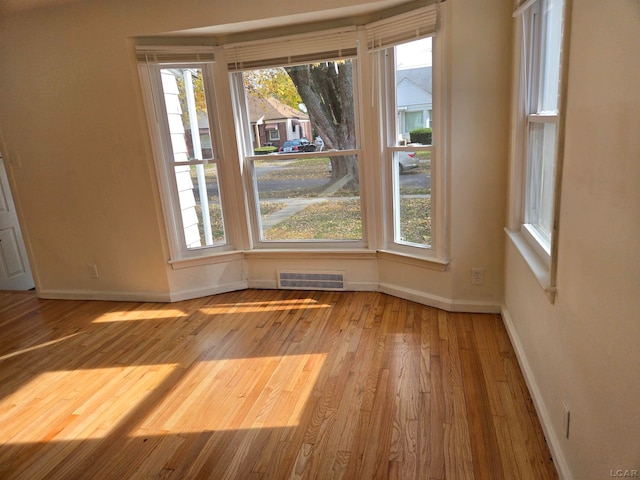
137;353;327;434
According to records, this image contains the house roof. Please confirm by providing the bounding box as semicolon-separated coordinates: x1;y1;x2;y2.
247;93;308;124
396;66;432;94
397;77;432;108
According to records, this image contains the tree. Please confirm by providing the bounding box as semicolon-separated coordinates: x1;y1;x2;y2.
175;70;207;129
285;61;358;185
244;68;302;110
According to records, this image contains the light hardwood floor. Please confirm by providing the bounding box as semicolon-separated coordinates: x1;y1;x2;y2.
0;289;557;479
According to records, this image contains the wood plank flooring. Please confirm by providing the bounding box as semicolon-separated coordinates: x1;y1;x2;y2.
0;289;557;479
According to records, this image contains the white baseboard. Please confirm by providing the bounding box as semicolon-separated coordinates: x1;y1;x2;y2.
500;306;572;480
37;281;248;304
247;280;501;312
246;279;277;290
38;281;500;315
379;282;502;313
38;289;173;302
168;281;248;302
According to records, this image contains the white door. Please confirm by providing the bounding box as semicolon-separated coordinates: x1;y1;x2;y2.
0;156;34;290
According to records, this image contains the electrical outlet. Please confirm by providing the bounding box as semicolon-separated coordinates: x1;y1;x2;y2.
562;401;570;439
471;267;484;285
88;264;99;279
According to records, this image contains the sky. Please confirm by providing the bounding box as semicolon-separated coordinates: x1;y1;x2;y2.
396;37;432;70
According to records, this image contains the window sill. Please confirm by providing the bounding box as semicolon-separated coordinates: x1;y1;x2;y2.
244;248;377;261
167;248;450;273
377;249;449;272
505;228;556;303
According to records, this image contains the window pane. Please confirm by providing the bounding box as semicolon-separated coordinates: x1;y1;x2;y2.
174;163;225;249
392;37;433;250
242;61;355;153
526;121;556;246
254;156;362;241
538;0;563;113
393;151;431;247
160;68;213;162
395;38;432;144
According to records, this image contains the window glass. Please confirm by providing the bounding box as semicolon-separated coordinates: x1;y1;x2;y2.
174;163;225;247
525;121;556;247
239;60;362;243
254;156;361;241
160;67;226;249
391;37;433;249
538;0;563;113
393;150;432;246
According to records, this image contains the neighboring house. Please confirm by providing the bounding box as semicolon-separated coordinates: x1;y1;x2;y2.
162;70;203;249
247;94;312;150
183;92;311;155
396;66;432;142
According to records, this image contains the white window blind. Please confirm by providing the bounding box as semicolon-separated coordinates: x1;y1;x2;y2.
135;46;216;64
366;4;440;52
225;27;358;71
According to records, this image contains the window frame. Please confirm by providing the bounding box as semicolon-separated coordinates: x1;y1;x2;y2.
138;52;236;261
508;0;571;300
228;47;366;249
377;26;447;262
267;128;280;142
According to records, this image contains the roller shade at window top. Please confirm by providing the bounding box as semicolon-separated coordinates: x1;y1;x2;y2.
136;45;216;64
366;3;440;52
226;28;358;71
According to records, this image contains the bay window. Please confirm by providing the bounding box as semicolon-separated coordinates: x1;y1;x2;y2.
137;2;447;264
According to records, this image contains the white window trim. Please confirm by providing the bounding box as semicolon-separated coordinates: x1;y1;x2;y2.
376;1;448;263
507;0;572;302
228;43;366;249
137;53;238;262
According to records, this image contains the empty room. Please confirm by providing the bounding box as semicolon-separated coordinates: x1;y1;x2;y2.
0;0;638;479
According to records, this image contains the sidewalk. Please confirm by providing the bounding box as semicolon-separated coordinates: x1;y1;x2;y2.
260;174;355;229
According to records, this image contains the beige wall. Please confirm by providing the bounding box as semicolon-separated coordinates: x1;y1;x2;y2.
504;1;640;478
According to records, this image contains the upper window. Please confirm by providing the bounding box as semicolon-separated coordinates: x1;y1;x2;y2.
227;30;363;246
521;0;565;260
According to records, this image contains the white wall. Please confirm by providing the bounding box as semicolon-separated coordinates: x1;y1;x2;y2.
503;1;640;479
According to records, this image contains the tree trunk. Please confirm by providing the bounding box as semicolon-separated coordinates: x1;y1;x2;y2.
286;61;358;186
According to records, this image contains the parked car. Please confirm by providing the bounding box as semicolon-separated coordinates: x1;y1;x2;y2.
277;139;317;153
397;151;419;173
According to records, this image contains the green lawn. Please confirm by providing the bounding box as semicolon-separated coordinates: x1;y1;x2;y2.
190;157;431;246
262;199;362;240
